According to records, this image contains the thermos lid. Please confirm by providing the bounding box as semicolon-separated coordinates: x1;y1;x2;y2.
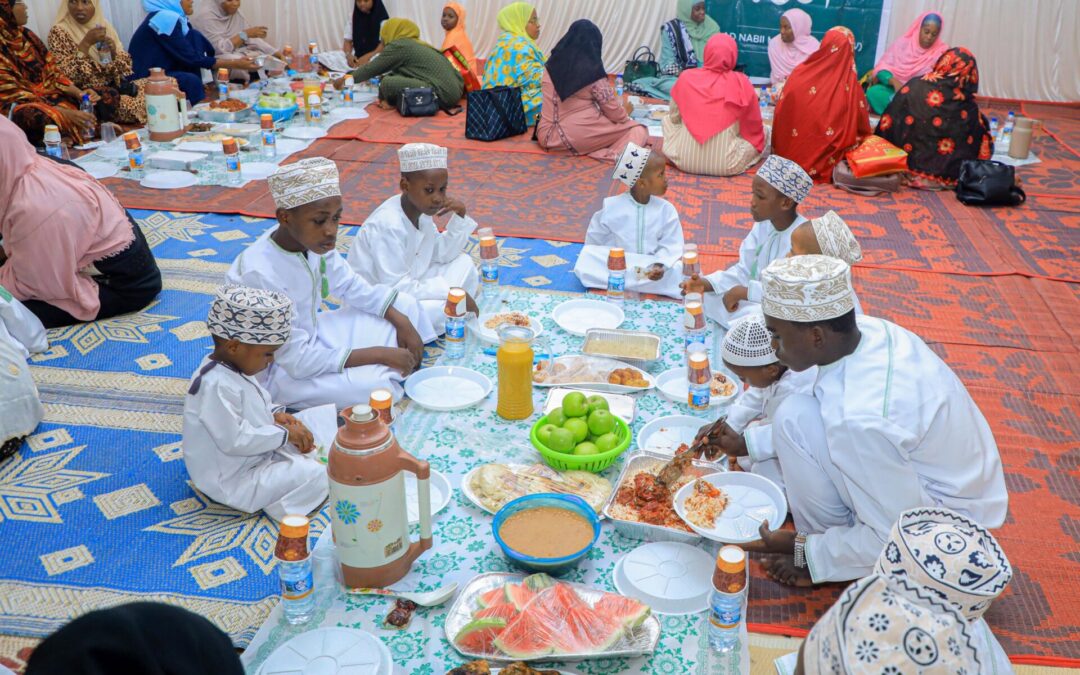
349;405;376;423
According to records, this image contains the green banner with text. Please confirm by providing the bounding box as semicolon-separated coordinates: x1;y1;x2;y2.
705;0;888;80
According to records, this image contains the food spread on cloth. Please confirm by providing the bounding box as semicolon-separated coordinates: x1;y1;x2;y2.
209;98;249;112
497;507;595;558
466;463;612;514
682;478;730;528
483;311;532;330
533;356;650;389
452;573;652;660
608;453;711;534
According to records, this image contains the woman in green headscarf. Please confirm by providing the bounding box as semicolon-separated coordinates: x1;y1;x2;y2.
346;17;463;110
627;0;721;101
481;2;545;125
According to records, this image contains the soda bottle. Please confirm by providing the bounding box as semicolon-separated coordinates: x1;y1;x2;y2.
43;125;63;159
275;514;315;624
260;113;277;159
443;287;468;360
222;137;242;185
124;131;144;177
708;545;748;653
607;248;626;305
687;350;711;411
684;292;707;352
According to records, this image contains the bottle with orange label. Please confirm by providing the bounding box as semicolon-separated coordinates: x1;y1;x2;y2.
259;113;276;159
222;137;242;185
607;247;626;305
708;545;747;653
684;291;707;351
687;349;711;411
216;67;229;100
275;514;315;624
124;131;144;177
444;287;468;359
370;388;394;426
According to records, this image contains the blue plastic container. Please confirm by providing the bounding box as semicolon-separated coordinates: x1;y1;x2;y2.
252;103;298;123
492;493;601;575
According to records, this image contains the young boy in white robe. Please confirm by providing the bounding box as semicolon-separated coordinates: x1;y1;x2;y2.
182;285;327;521
573;143;684;299
226;158;434;409
788;210;865;314
348;143;479;334
680;154;812;328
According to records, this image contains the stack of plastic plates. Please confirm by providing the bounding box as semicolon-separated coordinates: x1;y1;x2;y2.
612;542;714;615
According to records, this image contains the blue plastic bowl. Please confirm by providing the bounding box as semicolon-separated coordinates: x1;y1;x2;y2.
252;103;298;123
492;493;601;575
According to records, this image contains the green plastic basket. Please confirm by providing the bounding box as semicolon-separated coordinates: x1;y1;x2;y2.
530;414;632;473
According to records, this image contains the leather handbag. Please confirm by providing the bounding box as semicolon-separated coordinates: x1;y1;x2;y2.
623;46;660;84
955;160;1026;206
398;87;439;117
465;86;527;142
832;159;901;196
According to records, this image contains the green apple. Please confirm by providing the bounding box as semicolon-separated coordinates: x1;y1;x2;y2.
586;395;609;413
562;391;589;418
547;427;575;453
574;441;600;456
546;407;568;428
594;432;619;453
563;418;589;444
587;409;616;437
536;424;558;447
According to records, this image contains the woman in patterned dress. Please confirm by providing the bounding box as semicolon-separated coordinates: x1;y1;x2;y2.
48;0;147;125
772;26;872;183
481;2;544;126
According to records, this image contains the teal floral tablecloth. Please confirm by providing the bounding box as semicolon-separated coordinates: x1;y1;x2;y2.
241;288;749;674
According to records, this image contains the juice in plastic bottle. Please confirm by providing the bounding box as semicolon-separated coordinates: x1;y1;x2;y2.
496;325;535;420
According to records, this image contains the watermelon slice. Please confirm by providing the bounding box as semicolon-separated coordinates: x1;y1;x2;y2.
454;616;507;653
493;594;559;659
534;584;623;654
522;572;556;591
593;593;651;630
474;602;518;623
477;586;505;608
503;582;536;610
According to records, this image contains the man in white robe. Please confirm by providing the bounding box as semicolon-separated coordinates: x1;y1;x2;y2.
681;154;813;328
574;143;685;299
226;158;435;409
182;285;327;521
750;256;1007;587
348;143;479;334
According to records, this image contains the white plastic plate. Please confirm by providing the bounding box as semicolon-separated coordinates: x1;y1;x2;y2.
404;366;492;411
139;170;198;190
257;627;391;675
328;107;370;121
77;160;118;180
552;298;625;337
241;162;278;180
404;468;451;524
95;139;129;159
283;126;328;140
274;138;308;156
637;415;707;455
673;472;787;544
469;312;543;344
612;541;714;615
655;367;737;408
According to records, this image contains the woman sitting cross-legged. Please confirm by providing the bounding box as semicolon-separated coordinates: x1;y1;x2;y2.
625;0;720;101
481;2;544;125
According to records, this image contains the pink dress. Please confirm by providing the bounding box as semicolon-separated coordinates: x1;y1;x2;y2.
536;72;648;162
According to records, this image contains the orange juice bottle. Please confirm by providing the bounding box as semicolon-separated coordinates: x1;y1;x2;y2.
496;325;535;420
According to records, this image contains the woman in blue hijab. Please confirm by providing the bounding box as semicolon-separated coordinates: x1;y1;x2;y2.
127;0;257;103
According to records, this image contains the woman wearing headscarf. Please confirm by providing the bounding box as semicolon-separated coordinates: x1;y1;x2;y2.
866;12;947;114
768;8;818;85
343;0;388;68
0;116;161;328
536;20;648;162
441;2;478;84
877;48;993;187
25;602;244;675
128;0;258;104
662;34;764;177
191;0;279;82
626;0;721;101
772;27;872;183
482;2;545;125
48;0;147;124
0;0;100;146
346;18;464;109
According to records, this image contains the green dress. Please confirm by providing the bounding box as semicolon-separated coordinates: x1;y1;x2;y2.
350;38;464;107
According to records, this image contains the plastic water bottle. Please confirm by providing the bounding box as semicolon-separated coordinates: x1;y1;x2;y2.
999;111;1015;150
43;124;63;159
370;75;381;92
342;75;355;106
615;74;624;98
687;350;711;411
988;117;999;142
444;288;467;359
684;292;707;352
709;545;748;653
607;248;626;305
222;137;242;186
124;131;144;177
79;93;97;139
217;67;229;101
260;113;277;159
275;515;315;625
307;93;322;126
95;31;112;65
308;41;319;70
759;87;773;122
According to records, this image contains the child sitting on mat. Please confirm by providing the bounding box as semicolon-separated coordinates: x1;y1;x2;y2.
681;154;811;327
182;285;326;521
573;143;685;299
226;158;434;409
349;143;479;334
788;210;865;314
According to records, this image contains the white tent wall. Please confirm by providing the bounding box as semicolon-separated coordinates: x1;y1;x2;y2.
22;0;1079;102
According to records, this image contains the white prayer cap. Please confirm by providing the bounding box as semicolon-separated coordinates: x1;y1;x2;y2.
722;312;777;367
876;507;1012;622
756;154;813;204
268;158;341;210
398;143;448;173
761;255;855;323
802;574;983;675
811;211;863;265
207;285;293;345
613;142;652;187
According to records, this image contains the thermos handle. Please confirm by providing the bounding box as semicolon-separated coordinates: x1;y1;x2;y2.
404;459;433;550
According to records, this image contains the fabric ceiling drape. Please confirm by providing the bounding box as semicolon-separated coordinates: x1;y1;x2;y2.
20;0;1080;101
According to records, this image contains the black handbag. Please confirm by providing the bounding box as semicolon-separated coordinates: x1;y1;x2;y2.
398;87;439;117
955;160;1026;206
623;46;660;84
465;86;527;142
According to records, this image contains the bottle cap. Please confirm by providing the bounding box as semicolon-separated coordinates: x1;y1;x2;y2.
221;137;238;153
43;125;61;143
369;389;393;410
278;514;310;538
260;113;273;127
688;350;709;367
123;131;140;148
345;74;354;86
444;287;467;317
684;250;699;263
307;93;320;104
477;227;494;238
716;545;746;573
607;247;626;271
217;67;228;80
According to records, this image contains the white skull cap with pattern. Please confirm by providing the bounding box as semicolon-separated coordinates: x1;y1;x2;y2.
398;143;448;173
801;574;982;675
722;312;778;367
812;211;864;265
207;285;293;345
756;154;813;204
876;507;1012;622
613;142;652;188
761;255;855;322
268;157;341;210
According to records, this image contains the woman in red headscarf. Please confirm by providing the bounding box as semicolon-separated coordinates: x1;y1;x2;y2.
772;26;872;183
662;33;765;177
